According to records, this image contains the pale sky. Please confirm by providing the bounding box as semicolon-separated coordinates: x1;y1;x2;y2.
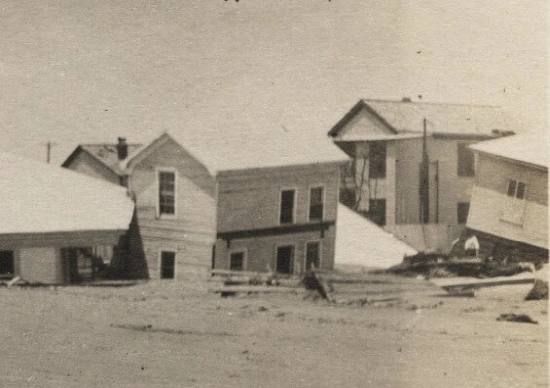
0;0;547;164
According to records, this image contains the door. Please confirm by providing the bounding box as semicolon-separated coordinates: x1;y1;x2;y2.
160;251;176;279
276;245;294;275
0;250;15;279
305;242;321;271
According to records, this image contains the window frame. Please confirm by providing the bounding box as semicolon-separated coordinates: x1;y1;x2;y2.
304;240;322;272
229;249;247;272
156;167;178;219
308;185;325;222
159;250;177;280
275;244;295;275
279;188;297;225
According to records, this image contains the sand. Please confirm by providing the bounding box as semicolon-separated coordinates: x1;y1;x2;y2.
0;277;546;387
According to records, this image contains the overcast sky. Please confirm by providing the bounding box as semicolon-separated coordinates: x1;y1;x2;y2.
0;0;547;164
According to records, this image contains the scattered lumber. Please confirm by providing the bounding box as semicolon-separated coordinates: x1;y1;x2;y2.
497;313;538;324
210;285;306;294
6;276;21;288
431;273;535;292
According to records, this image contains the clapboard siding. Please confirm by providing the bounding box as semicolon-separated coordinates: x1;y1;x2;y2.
217;164;341;232
129;137;217;279
468;154;548;249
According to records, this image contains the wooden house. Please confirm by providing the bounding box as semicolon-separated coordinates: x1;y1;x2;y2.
328;98;519;252
0;151;134;284
466;134;548;262
63;130;348;281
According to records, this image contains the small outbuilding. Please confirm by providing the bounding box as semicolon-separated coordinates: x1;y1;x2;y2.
0;152;134;284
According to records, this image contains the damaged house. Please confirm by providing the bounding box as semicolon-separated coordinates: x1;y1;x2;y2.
0;151;134;284
63;130;348;281
466;133;548;262
328;98;519;252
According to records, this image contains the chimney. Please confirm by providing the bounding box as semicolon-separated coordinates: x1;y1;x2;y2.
116;137;128;160
402;97;412;103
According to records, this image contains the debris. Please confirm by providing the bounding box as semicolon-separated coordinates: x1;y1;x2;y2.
258;306;268;312
496;314;538;324
525;279;548;301
6;276;21;288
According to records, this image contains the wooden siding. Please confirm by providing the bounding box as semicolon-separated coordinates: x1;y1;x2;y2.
337;108;393;138
63;150;121;185
216;164;340;232
129;137;217;280
467;154;548;249
215;225;336;274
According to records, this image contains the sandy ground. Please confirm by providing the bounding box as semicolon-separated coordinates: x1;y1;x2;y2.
0;276;547;388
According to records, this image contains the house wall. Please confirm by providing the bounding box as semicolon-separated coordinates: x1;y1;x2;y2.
339;108;393;138
467;154;548;250
129;137;217;282
214;163;341;274
17;247;62;284
64;151;121;185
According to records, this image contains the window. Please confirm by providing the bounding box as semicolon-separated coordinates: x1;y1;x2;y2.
276;245;294;275
280;189;295;224
457;202;470;224
0;251;14;278
501;179;527;225
457;143;475;177
229;251;246;271
160;251;175;279
369;142;386;179
158;170;176;216
368;199;386;226
309;187;324;222
305;242;321;271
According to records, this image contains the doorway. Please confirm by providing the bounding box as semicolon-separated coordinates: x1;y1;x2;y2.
276;245;294;275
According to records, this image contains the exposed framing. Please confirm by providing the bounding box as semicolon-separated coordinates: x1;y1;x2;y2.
155;166;178;219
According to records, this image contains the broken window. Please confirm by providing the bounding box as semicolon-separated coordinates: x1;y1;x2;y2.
280;189;295;224
0;250;14;278
457;143;475;177
229;251;245;271
369;142;386;179
501;179;527;225
309;187;324;222
160;251;175;279
457;202;470;224
158;170;176;216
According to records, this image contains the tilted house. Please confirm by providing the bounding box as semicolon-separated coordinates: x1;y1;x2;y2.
63;129;349;281
328;98;519;252
466;134;548;262
0;151;134;284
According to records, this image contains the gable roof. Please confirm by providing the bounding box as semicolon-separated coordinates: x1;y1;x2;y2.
469;133;549;170
0;151;134;235
124;126;350;176
62;143;142;176
329;98;520;139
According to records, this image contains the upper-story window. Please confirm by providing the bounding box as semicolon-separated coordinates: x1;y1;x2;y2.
158;169;176;217
457;143;475;177
501;179;527;225
309;186;324;222
280;189;295;224
369;141;386;179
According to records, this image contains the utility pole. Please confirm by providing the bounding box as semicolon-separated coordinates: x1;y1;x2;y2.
44;141;57;163
419;118;430;224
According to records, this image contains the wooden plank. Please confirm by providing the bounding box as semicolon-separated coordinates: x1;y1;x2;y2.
431;274;535;290
210;286;305;294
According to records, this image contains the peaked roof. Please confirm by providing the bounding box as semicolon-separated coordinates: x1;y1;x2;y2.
469;133;549;169
63;143;142;176
335;204;417;269
329;98;520;138
0;151;134;235
124;126;349;175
